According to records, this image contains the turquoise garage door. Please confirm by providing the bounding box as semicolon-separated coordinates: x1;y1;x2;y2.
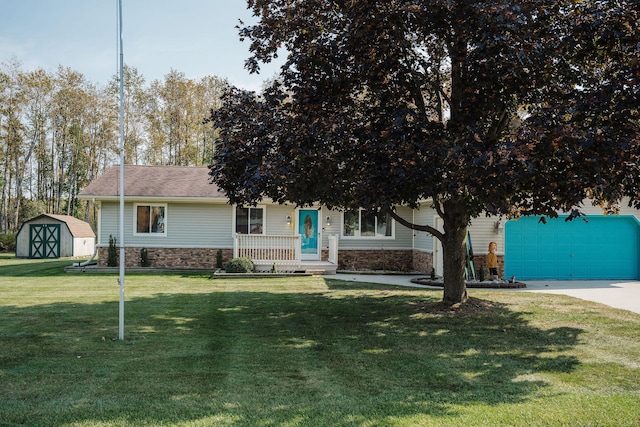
505;215;640;280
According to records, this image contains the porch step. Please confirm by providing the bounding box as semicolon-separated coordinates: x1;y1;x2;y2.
301;261;337;275
254;261;337;275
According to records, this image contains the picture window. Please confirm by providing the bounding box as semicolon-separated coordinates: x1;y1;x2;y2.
343;209;393;238
135;205;166;235
236;207;264;234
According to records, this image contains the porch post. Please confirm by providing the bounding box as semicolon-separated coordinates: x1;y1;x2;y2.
295;235;302;263
328;234;338;264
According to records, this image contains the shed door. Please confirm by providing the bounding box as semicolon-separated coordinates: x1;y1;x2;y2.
29;224;61;259
505;216;639;280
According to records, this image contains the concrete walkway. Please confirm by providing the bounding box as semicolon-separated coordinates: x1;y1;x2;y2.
333;274;640;314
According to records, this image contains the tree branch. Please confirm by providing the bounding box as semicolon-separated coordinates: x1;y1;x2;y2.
487;106;511;143
387;208;443;242
432;198;445;219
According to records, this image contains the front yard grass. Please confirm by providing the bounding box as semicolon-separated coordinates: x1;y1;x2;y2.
0;255;639;426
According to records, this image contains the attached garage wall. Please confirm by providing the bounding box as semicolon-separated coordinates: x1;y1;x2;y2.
505;215;640;280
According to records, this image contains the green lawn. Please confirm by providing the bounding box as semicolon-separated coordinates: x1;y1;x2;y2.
1;255;639;426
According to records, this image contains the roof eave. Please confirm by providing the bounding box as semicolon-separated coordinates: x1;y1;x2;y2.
77;195;230;204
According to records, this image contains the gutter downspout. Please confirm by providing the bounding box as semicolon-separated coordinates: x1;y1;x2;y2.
74;244;98;267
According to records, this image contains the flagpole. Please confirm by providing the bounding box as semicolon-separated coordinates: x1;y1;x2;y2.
117;0;125;341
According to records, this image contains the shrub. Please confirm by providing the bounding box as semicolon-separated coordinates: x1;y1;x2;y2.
478;264;486;281
216;249;223;269
107;235;118;267
140;248;150;267
224;257;255;273
0;233;17;252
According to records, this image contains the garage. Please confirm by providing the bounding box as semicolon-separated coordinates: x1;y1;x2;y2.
505;215;640;280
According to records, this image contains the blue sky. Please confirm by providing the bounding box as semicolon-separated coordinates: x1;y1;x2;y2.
0;0;283;90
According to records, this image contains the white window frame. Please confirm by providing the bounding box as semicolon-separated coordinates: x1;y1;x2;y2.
341;209;395;239
233;205;266;235
133;203;167;237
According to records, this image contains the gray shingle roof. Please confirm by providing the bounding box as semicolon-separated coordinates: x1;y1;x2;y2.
78;165;225;199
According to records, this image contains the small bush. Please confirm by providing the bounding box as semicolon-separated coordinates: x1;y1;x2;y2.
140;248;150;267
216;249;223;269
224;257;255;273
107;235;118;267
0;233;17;252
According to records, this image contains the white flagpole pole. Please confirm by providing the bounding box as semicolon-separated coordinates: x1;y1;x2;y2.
117;0;125;341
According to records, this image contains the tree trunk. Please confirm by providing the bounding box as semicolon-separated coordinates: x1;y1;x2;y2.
441;224;468;305
388;200;470;305
440;198;470;305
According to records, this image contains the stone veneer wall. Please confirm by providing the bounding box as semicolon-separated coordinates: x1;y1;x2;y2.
412;250;434;274
97;246;233;269
96;246;442;274
337;249;415;272
473;254;505;279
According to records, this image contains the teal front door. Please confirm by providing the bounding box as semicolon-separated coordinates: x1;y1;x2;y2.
298;209;320;260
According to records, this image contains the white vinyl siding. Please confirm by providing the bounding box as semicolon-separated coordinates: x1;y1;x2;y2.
468;216;504;256
99;202;233;248
413;203;436;252
259;204;414;251
321;208;342;249
264;204;297;236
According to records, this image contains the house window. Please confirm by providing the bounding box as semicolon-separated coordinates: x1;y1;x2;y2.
236;207;264;234
343;209;393;238
135;204;166;235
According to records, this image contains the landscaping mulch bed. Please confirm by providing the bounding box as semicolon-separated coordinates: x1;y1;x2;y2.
411;277;527;289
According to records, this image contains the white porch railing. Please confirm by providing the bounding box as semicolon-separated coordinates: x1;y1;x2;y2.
234;234;302;266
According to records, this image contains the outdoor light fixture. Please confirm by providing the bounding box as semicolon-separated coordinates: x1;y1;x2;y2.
326;216;332;226
494;220;504;233
286;215;292;225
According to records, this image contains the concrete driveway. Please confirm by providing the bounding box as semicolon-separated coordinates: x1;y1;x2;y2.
515;280;640;314
332;274;640;314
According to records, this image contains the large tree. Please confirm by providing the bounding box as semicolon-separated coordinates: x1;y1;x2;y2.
210;0;639;304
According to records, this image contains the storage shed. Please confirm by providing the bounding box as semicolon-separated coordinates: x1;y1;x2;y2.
16;214;95;258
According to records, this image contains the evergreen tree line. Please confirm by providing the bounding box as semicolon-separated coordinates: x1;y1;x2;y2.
0;59;229;234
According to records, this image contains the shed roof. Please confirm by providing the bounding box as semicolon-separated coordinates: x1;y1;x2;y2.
28;214;95;238
78;165;226;199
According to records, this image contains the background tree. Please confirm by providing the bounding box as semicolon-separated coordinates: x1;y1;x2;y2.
210;0;639;304
16;69;52;228
194;76;228;164
0;58;228;234
108;65;149;165
147;70;228;165
21;69;53;217
0;58;25;233
50;66;94;216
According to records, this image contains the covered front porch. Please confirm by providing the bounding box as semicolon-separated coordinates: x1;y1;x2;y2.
234;234;338;274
